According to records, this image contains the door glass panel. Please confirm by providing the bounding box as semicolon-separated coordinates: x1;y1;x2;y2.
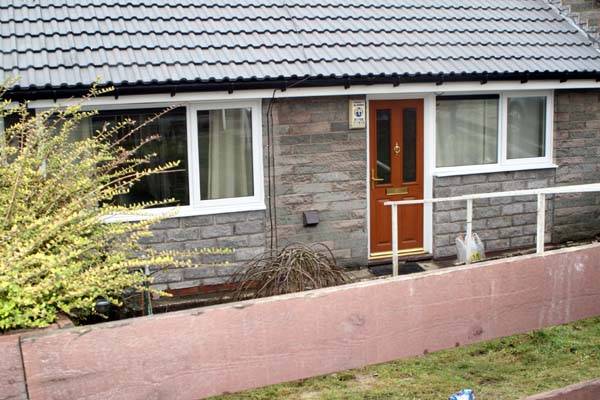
376;109;391;184
403;108;417;182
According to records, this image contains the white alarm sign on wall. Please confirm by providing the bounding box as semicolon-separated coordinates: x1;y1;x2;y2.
349;99;366;129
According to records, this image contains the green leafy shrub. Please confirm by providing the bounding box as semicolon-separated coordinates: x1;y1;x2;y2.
0;84;188;331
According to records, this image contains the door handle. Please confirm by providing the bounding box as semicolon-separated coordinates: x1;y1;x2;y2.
371;169;384;188
371;169;384;182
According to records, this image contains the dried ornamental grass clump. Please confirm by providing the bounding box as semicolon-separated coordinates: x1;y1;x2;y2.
229;243;350;301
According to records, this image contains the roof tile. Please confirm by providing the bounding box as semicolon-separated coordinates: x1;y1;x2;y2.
1;0;599;90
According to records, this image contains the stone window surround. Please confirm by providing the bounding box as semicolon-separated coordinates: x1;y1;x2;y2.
433;90;556;177
70;99;267;222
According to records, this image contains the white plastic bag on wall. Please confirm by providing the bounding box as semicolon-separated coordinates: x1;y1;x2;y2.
455;233;485;263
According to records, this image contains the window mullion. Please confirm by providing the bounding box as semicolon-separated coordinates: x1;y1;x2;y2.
251;102;264;205
499;93;507;166
546;92;554;164
186;105;202;206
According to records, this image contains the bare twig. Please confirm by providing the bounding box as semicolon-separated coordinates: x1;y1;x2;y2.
228;243;350;301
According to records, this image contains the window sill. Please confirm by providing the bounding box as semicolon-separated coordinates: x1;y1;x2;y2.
433;162;558;177
102;200;266;223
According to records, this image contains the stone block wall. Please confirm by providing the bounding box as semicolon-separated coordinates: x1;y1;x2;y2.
432;170;556;258
142;90;600;285
553;0;600;40
144;94;369;291
145;211;266;290
266;95;368;266
553;91;600;242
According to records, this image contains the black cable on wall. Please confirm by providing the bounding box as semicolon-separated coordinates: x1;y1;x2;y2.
266;89;278;254
265;77;309;254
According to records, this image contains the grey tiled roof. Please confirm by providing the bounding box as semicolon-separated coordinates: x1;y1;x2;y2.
1;0;600;92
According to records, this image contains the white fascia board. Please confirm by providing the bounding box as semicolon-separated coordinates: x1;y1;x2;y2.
27;79;600;109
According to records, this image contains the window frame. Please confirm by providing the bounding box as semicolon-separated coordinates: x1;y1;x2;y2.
433;90;555;177
501;91;554;167
45;99;265;221
185;100;265;216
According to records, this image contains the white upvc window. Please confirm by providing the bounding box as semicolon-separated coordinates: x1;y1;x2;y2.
56;99;265;221
434;91;554;176
184;100;265;216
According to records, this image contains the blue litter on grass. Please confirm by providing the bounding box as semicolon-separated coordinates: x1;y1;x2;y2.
449;389;475;400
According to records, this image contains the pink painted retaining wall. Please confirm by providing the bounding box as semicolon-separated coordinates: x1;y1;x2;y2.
0;334;27;400
525;379;600;400
4;244;600;400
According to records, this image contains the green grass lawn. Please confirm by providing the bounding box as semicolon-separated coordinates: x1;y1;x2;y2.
213;317;600;400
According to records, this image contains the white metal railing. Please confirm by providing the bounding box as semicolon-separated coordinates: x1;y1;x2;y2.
385;183;600;276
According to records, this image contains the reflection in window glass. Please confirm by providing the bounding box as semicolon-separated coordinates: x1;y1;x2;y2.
376;110;392;184
89;107;189;207
2;113;25;151
436;97;499;167
507;97;546;159
197;108;254;200
70;117;92;143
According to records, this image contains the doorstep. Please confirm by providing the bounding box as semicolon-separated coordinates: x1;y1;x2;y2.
367;252;433;267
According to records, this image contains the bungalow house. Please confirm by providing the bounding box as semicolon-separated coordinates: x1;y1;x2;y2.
2;0;600;291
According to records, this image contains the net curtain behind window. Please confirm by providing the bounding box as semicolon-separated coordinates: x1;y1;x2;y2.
199;108;254;200
436;98;499;168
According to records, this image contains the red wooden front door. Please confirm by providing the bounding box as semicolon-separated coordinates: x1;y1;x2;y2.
369;99;424;258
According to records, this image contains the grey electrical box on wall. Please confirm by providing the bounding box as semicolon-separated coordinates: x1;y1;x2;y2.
302;210;319;227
